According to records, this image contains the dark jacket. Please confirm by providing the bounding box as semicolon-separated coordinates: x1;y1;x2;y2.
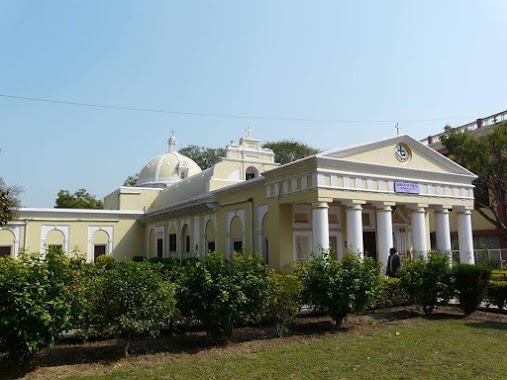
387;253;401;277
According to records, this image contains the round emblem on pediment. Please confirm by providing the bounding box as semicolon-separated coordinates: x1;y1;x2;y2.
394;144;411;163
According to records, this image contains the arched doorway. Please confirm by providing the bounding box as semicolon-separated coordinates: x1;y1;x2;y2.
261;212;269;264
168;224;177;258
181;224;191;258
245;166;259;181
149;229;156;258
205;219;216;253
230;216;243;254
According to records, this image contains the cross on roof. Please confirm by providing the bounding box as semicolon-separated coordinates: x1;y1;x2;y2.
395;123;401;136
170;129;176;136
246;127;254;138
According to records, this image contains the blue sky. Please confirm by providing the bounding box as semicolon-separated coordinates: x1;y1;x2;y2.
1;0;506;207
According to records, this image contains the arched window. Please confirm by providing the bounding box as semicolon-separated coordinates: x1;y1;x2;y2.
92;230;109;261
245;166;258;181
0;229;15;257
46;229;65;252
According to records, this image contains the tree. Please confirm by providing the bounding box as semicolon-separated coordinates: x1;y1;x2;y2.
0;177;22;227
298;252;380;327
262;140;320;165
177;252;273;344
178;145;226;170
398;253;453;315
55;189;103;209
0;248;76;359
77;258;176;357
123;173;138;187
440;122;507;240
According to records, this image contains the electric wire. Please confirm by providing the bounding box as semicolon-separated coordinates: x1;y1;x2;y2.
0;93;473;124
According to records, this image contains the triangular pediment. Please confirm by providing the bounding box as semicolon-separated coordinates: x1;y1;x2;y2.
319;135;475;176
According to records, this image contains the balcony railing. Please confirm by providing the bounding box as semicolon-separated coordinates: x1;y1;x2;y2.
421;109;507;146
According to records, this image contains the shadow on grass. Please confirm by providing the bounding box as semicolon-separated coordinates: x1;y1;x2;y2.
1;319;345;380
0;333;214;380
290;319;342;334
0;307;464;380
422;313;464;321
368;308;422;322
464;321;507;330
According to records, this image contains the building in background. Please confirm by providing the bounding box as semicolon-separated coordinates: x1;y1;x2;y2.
0;131;477;270
423;109;507;257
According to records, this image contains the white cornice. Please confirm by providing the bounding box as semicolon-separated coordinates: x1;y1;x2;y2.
314;167;475;187
315;156;477;184
19;208;144;218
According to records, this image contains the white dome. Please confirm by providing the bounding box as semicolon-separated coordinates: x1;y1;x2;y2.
136;151;202;188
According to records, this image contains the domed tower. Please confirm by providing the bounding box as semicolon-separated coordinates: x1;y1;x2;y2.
136;132;202;188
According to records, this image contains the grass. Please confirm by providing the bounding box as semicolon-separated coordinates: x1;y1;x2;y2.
4;307;507;380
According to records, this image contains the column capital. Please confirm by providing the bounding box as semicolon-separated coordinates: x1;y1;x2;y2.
373;201;395;210
343;199;366;209
453;205;474;214
312;201;330;209
434;205;451;214
409;203;429;213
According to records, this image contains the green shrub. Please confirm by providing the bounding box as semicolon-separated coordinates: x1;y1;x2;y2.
181;256;201;266
453;264;491;316
372;277;412;309
76;259;176;357
0;248;76;360
298;252;380;327
132;256;146;262
398;253;453;315
176;252;274;344
487;281;507;310
490;270;507;282
270;274;302;337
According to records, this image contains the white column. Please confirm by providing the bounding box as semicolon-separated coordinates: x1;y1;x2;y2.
434;208;452;254
345;201;365;259
376;203;394;270
457;208;475;264
410;206;428;260
312;202;330;254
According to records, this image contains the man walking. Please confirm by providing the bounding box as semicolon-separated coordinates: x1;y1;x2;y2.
386;247;401;277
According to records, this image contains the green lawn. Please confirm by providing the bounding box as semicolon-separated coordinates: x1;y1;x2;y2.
62;312;507;380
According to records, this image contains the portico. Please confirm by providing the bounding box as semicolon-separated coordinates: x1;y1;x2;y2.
264;135;478;270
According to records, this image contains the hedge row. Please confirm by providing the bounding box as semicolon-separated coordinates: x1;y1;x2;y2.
0;250;499;361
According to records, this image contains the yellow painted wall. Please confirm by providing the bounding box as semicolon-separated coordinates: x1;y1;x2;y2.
2;213;144;261
339;144;455;174
104;187;161;211
0;229;15;251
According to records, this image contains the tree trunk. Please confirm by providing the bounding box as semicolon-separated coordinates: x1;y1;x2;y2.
124;331;132;358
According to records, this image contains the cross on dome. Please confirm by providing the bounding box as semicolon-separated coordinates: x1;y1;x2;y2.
246;127;254;138
168;130;177;152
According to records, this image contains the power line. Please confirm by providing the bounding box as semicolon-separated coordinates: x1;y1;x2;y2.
0;93;473;124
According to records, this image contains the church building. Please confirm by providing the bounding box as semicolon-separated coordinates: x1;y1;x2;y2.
0;130;477;271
